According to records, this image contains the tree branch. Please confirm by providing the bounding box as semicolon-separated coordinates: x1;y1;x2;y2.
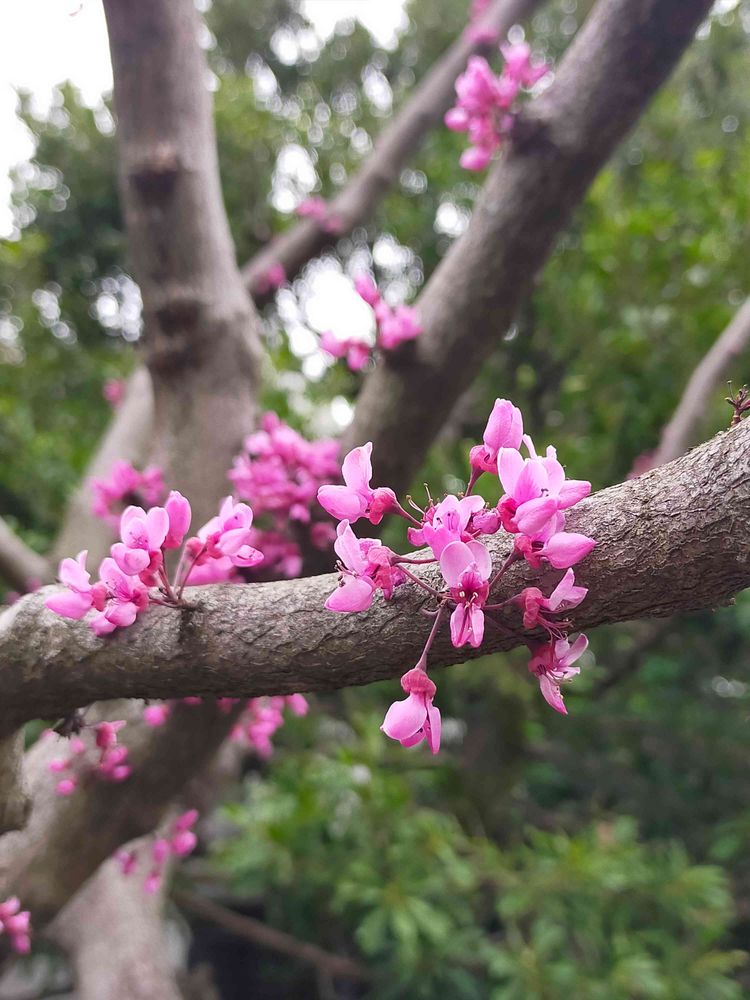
1;421;748;731
173;890;369;983
241;0;544;299
648;297;750;469
345;0;714;491
0;519;51;593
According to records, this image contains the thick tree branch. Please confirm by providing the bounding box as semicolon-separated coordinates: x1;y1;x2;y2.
241;0;543;299
50;846;181;1000
1;421;748;731
0;520;51;593
174;890;369;983
345;0;714;491
51;367;154;568
649;297;750;469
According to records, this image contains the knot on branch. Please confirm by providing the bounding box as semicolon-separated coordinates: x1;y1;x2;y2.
128;143;182;202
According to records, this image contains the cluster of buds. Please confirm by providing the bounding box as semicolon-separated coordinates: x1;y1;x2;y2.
0;898;31;955
318;398;595;753
445;40;550;170
228;412;339;578
45;719;131;796
46;492;263;634
116;810;199;896
295;196;343;235
320;274;422;372
90;459;165;530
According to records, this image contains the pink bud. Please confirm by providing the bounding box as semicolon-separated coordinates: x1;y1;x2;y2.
144;872;163;895
354;274;380;306
170;830;197;857
56;777;77;796
152;838;170;865
164;491;192;548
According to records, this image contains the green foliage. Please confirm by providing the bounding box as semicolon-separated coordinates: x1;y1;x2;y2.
215;743;743;997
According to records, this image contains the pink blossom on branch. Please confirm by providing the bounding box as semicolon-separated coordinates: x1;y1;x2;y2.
381;666;441;754
0;897;32;955
317;442;398;525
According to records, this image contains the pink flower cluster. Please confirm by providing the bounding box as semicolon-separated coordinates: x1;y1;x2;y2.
319;398;595;753
0;897;31;955
116;810;199;896
229;412;339;578
320;274;422;372
46;492;264;635
91;459;165;529
295;196;343;235
445;41;550;170
46;720;131;796
230;694;309;757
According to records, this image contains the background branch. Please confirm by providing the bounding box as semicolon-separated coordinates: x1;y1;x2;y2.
345;0;714;492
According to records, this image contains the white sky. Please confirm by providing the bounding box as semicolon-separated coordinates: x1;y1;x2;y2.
0;0;408;234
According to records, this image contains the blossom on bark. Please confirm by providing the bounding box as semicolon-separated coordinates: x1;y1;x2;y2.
528;634;589;714
318;443;397;525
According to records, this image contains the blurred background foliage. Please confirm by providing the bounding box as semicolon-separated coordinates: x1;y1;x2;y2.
2;0;750;995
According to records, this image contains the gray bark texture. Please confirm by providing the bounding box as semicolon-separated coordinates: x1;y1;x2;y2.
2;420;748;731
103;0;262;528
345;0;715;492
242;0;543;300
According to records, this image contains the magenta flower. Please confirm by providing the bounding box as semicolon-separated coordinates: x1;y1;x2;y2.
420;493;485;558
377;304;422;350
196;497;264;568
515;529;596;570
320;330;372;371
102;377;125;408
518;568;588;631
0;897;32;955
317;443;397;525
381;666;441;753
296;196;328;222
469;398;524;474
325;521;404;612
528;634;588;714
500;42;550;88
164;491;191;549
354;273;380;307
440;539;492;648
90;558;149;635
45;550;107;620
90;460;164;528
111;504;169;576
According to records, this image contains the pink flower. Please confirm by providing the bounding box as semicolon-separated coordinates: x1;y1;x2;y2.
45;550;107;620
320;330;372;371
91;460;164;528
111;504;169;576
317;443;396;525
419;494;485;558
90;558;150;635
285;693;309;716
102;378;125;407
143;703;172;727
381;667;441;754
194;497;264;568
528;634;588;714
377;304;422;350
517;568;588;631
0;897;32;955
94;720;126;750
296;196;328;222
500;42;550;88
354;273;380;307
257;262;286;293
515;529;596;570
325;520;403;612
55;777;77;797
116;849;138;876
470;398;523;474
164;491;191;549
440;539;492;648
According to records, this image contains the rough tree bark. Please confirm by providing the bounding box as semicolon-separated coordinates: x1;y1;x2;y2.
241;0;543;300
2;419;749;730
649;296;750;468
50;847;181;1000
345;0;715;492
103;0;262;527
